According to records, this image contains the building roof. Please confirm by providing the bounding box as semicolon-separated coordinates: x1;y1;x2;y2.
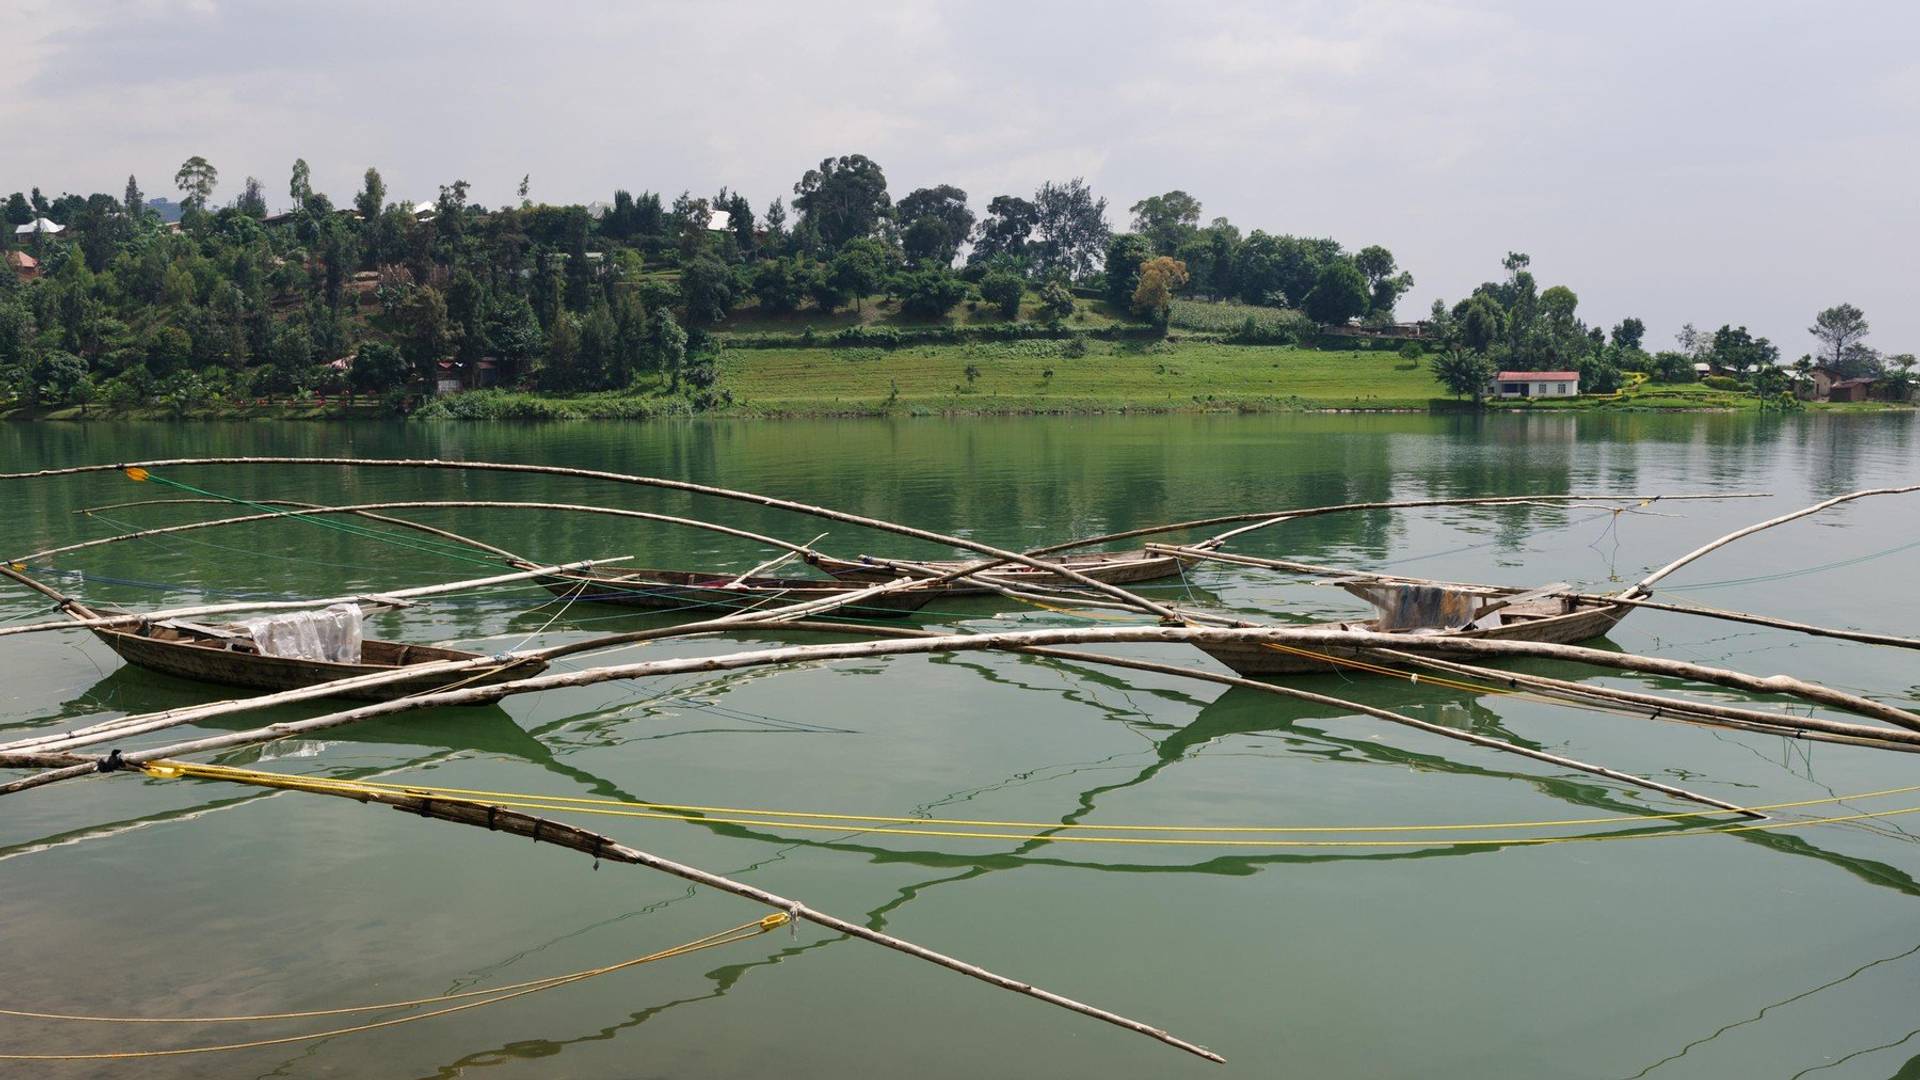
707;209;732;232
14;217;65;235
1496;371;1579;381
6;251;37;269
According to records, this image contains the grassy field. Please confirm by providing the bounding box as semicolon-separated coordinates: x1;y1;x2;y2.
714;339;1443;414
1167;298;1307;335
717;293;1126;335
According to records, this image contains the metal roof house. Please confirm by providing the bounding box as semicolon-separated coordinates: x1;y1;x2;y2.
1492;371;1580;399
13;217;65;238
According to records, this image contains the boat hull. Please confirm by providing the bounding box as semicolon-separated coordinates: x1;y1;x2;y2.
1193;601;1631;676
94;626;545;702
809;550;1182;596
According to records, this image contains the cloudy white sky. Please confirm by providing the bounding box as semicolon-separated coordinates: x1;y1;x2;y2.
5;0;1915;353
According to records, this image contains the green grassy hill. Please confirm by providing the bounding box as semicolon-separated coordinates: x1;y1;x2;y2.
715;340;1442;415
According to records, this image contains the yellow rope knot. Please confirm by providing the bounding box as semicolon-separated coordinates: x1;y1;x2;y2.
760;912;792;931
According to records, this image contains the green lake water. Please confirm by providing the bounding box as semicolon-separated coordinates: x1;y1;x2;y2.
0;412;1916;1078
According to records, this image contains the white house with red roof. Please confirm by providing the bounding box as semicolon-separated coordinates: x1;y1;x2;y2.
1492;370;1580;399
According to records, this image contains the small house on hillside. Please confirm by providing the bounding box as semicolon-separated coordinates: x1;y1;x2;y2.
13;217;65;241
1827;377;1876;403
1492;371;1580;399
6;250;39;281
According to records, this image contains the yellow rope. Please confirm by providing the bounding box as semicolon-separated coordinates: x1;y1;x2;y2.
0;914;786;1060
138;761;1920;848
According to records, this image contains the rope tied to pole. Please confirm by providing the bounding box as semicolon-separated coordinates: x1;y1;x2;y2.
0;914;787;1061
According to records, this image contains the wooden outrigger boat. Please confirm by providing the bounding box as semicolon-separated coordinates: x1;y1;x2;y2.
532;566;941;619
807;549;1182;595
88;618;544;701
1191;579;1631;676
0;563;545;702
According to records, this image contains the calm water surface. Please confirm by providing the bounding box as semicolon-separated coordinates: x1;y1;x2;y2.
0;412;1916;1079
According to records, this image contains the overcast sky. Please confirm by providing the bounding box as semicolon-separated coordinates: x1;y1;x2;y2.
5;0;1915;354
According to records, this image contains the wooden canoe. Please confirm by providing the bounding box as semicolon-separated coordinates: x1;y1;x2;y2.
807;549;1183;596
535;567;940;619
1192;582;1631;676
90;620;546;702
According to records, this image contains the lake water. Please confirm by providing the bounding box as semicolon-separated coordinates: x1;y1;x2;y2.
1;412;1916;1079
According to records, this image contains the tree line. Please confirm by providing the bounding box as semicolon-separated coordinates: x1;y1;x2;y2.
0;152;1421;410
1421;253;1912;405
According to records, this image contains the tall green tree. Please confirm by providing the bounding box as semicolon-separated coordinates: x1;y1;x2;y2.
1128;191;1202;254
1610;317;1645;350
1354;245;1413;316
355;168;385;223
174;156;218;211
679;254;736;324
1103;233;1154;312
1302;260;1370;325
1032;178;1110;281
234;177;267;218
968;195;1038;269
289;159;312;208
791;154;891;250
1809;303;1877;376
896;185;973;268
647;307;687;388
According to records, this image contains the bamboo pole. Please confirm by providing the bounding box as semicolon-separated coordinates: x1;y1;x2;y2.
5;622;1759;816
0;457;1190;622
1023;492;1769;556
145;768;1219;1063
1556;592;1920;652
1373;651;1920;750
0;557;633;639
1627;484;1920;596
10;499;819;568
72;497;529;560
1145;543;1472;586
10;623;1918;787
841;554;1247;626
763;623;1767;813
3;570;957;756
1152;542;1920;655
25;624;1887;810
723;533;828;586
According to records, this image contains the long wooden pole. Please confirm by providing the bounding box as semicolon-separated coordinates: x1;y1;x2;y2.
0;557;632;639
1559;592;1920;652
143;768;1221;1063
765;624;1767;813
1628;484;1920;596
28;624;1890;810
1;568;954;756
1023;492;1769;556
74;497;529;560
10;499;818;568
0;458;1190;622
1374;651;1920;750
9;621;1917;792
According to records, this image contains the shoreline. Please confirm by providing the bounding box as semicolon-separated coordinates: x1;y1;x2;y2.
6;398;1910;422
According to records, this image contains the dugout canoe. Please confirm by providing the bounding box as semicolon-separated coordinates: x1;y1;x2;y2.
533;566;940;619
89;620;545;701
807;549;1182;595
1192;580;1631;676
